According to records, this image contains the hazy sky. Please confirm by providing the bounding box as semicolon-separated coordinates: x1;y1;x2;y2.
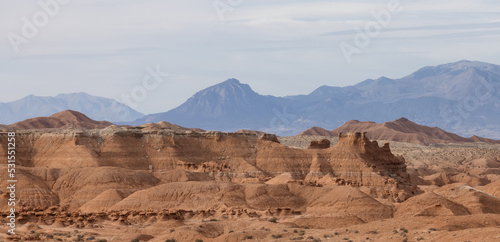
1;0;500;114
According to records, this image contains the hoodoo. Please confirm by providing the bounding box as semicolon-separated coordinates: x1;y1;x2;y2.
317;132;417;201
308;139;331;149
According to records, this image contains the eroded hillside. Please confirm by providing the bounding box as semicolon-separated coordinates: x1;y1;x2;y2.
0;127;499;241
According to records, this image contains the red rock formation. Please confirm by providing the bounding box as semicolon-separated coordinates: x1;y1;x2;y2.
235;129;267;136
298;118;500;145
0;128;418;223
11;110;113;130
324;132;416;201
308;139;330;149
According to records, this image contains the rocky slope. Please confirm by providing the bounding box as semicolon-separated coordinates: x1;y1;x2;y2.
298;117;500;146
134;79;283;131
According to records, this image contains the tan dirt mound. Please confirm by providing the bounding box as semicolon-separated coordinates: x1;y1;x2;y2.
395;192;470;217
434;183;500;214
293;185;394;222
52;167;160;209
78;189;134;213
111;182;307;212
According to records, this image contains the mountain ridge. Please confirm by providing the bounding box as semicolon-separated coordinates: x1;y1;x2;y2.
3;60;500;138
319;117;500;145
134;78;284;130
11;110;113;130
130;60;500;138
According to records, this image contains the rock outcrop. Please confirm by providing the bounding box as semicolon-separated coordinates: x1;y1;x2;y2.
308;139;330;149
0;123;430;242
297;118;500;145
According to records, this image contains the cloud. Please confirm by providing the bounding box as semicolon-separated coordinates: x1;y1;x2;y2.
323;22;500;36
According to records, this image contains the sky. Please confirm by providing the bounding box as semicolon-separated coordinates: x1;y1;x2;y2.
1;0;500;114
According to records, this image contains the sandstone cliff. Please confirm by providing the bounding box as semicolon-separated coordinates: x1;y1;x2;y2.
0;128;416;215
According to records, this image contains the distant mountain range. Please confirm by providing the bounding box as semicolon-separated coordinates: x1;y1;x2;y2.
133;60;500;138
3;60;500;138
0;92;144;124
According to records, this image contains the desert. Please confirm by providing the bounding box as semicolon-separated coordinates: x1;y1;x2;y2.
0;111;499;241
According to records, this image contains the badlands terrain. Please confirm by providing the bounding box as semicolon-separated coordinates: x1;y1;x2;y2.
0;111;500;241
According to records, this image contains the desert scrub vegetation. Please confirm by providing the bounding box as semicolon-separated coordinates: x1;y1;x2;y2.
271;234;283;239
